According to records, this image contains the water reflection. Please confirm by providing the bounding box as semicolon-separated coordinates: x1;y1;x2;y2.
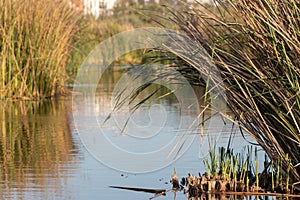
184;194;277;200
185;194;282;200
0;67;296;199
73;65;212;173
0;100;77;199
165;191;291;200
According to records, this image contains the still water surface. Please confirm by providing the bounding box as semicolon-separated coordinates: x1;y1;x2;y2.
0;67;287;199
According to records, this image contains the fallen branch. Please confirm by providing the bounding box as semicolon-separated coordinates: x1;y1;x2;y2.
109;185;167;194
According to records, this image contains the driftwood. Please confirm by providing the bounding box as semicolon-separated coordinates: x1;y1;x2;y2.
109;185;167;194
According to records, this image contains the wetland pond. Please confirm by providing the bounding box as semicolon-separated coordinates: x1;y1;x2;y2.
0;66;294;200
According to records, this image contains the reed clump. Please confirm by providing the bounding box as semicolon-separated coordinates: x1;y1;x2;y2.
0;0;78;99
173;146;299;197
166;0;300;187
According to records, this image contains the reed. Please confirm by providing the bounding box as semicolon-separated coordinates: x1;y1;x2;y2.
271;160;274;192
204;139;219;177
0;0;78;99
286;154;291;193
96;0;300;187
276;157;282;187
255;148;259;190
198;143;299;193
164;0;300;184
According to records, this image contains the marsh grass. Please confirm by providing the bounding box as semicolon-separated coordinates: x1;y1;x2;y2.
197;143;298;193
0;0;78;99
163;0;300;186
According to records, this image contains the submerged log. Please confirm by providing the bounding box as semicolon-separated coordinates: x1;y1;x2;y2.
109;186;166;194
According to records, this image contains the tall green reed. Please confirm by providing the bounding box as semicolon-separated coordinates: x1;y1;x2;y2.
0;0;78;99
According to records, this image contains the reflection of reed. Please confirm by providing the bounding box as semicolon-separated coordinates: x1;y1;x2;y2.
0;100;77;198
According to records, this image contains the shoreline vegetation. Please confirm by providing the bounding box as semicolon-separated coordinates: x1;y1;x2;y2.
1;0;300;198
162;0;300;196
0;0;162;99
0;0;78;99
174;0;300;188
171;146;300;198
107;0;300;196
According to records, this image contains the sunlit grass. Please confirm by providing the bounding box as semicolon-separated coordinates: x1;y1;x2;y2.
0;0;78;99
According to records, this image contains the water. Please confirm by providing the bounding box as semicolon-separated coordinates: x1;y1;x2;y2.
0;67;291;200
